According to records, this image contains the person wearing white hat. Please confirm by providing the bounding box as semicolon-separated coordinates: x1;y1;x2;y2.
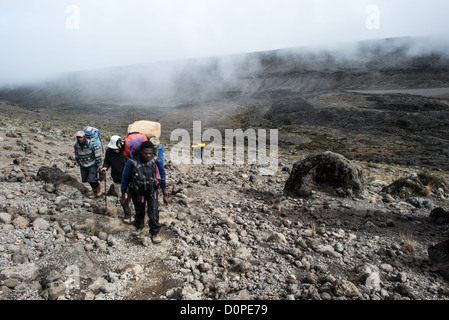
100;135;132;222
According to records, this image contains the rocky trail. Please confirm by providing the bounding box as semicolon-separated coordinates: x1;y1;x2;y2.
1;100;449;301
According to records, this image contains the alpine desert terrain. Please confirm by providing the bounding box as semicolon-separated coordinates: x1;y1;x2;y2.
1;37;449;302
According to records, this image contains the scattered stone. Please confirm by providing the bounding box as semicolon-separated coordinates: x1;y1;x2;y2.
88;278;109;293
33;218;50;230
48;283;66;300
267;232;287;243
0;263;39;282
0;212;11;224
100;283;116;294
123;263;144;276
334;279;362;298
4;278;19;289
12;217;29;229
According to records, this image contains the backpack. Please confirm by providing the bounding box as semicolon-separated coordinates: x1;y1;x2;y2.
83;126;103;153
124;132;148;159
157;145;164;163
128;155;160;197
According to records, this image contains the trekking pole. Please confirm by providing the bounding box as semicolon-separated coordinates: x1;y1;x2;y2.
104;172;107;208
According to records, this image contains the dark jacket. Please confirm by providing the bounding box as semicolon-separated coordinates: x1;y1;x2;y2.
102;148;126;183
121;153;166;194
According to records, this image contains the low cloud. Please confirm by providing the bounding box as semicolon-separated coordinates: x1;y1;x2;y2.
1;1;449;86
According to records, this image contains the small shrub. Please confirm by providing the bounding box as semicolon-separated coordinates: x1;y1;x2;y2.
401;232;417;253
40;123;52;132
86;227;100;236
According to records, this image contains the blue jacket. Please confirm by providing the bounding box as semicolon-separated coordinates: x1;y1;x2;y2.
121;153;166;194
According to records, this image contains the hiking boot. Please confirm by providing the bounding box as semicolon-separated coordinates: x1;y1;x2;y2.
151;234;162;244
123;217;132;224
123;206;132;219
88;189;97;199
131;228;143;237
94;184;102;197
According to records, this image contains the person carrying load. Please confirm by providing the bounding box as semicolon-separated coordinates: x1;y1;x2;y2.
74;130;103;199
120;140;168;244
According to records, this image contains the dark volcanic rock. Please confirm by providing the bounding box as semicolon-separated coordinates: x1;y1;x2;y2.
36;166;89;195
428;239;449;280
284;151;365;198
381;172;448;198
429;207;449;224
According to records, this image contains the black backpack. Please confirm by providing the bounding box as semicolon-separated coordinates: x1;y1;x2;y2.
128;155;159;197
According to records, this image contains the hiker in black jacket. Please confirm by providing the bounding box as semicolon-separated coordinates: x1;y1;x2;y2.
100;135;132;223
121;140;168;244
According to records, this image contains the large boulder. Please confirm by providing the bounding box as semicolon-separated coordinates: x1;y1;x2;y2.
428;239;449;280
429;207;449;224
36;166;89;196
284;151;365;197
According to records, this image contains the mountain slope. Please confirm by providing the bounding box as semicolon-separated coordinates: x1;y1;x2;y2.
1;37;449;112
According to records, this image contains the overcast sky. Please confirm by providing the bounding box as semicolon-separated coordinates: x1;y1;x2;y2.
1;0;449;86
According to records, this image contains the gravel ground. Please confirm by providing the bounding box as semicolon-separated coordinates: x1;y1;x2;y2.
1;114;449;301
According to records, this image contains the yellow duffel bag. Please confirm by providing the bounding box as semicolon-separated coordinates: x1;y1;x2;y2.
127;120;161;139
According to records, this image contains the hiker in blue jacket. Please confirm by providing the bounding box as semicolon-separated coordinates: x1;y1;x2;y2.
120;141;168;244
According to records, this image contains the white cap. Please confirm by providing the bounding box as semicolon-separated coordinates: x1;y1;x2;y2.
108;135;121;149
75;130;85;137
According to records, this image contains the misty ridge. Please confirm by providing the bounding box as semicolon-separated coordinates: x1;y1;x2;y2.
1;36;449;111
